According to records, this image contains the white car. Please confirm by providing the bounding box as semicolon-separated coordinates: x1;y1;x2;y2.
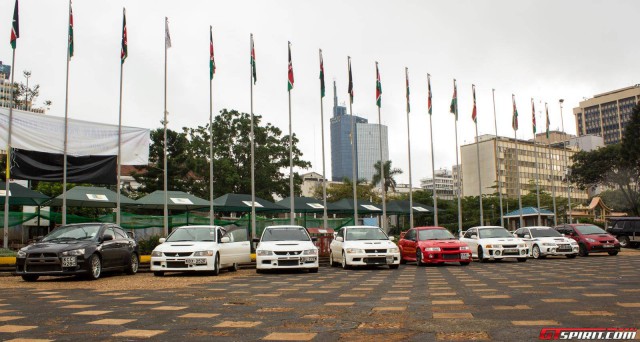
254;225;319;273
459;226;528;262
150;225;251;276
514;226;579;259
329;225;400;269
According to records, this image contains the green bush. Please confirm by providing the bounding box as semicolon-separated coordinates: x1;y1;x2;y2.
138;235;162;255
0;248;17;257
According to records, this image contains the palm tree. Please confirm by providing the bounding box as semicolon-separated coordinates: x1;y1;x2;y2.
371;160;403;195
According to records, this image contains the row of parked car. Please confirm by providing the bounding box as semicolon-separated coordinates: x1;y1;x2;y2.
12;221;624;281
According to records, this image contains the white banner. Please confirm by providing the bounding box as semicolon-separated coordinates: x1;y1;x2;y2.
0;108;149;165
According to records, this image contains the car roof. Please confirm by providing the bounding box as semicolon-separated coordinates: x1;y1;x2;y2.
341;225;382;229
264;225;305;229
524;226;553;229
174;225;221;229
471;226;505;229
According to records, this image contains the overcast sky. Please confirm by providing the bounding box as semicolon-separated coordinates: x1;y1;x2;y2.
1;0;638;186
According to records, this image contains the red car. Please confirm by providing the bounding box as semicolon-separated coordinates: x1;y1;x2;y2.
398;226;472;266
554;224;620;256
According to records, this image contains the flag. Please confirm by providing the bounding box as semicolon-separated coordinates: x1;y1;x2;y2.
427;74;433;115
348;57;353;103
250;34;256;84
471;84;477;123
287;42;294;91
532;99;537;134
165;17;171;49
405;68;410;113
545;103;550;139
450;79;458;120
209;26;215;80
10;0;18;49
319;49;325;98
512;95;519;131
121;8;127;64
68;2;74;58
375;62;382;108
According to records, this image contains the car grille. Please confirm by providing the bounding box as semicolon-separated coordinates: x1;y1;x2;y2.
274;251;302;256
365;249;387;254
166;261;189;268
443;253;460;260
601;240;615;244
27;253;57;258
442;247;459;251
364;257;387;264
278;259;300;266
503;250;520;256
502;245;517;248
26;264;62;272
163;252;192;257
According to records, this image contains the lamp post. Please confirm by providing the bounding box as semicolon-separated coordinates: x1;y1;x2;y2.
23;70;31;111
559;99;571;223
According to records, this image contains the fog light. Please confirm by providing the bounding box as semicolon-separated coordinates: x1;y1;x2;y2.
520;249;526;255
494;250;501;256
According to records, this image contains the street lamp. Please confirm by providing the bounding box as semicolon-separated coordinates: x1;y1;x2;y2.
559;99;571;224
23;70;31;111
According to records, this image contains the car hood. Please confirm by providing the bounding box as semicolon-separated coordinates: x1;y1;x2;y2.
418;240;468;248
343;240;397;249
154;241;216;252
532;237;574;244
583;234;617;242
477;237;523;244
257;241;316;251
21;240;96;254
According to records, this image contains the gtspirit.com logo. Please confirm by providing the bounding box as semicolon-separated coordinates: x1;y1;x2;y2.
539;328;637;340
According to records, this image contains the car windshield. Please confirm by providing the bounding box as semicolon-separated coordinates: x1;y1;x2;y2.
346;228;388;240
575;225;606;235
478;228;512;239
261;228;310;242
418;229;456;240
530;228;562;238
166;227;216;242
42;224;102;241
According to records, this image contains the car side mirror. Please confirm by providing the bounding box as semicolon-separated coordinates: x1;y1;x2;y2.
470;234;477;239
252;238;261;243
388;236;395;241
524;234;530;239
335;236;344;242
220;237;230;243
102;234;114;242
158;238;166;244
311;237;318;242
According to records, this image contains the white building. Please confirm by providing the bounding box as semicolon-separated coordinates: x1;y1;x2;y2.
421;168;456;200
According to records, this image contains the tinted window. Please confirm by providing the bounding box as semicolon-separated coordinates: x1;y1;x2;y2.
114;228;128;239
103;227;116;239
167;227;217;242
223;227;248;242
418;229;455;240
404;230;416;241
575;225;606;235
43;224;102;241
529;228;562;238
345;228;388;241
514;228;524;238
463;229;476;239
478;228;512;239
261;227;310;242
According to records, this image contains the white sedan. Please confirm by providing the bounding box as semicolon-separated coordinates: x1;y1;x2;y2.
329;225;400;269
459;226;529;262
514;226;579;259
150;225;251;276
254;225;319;273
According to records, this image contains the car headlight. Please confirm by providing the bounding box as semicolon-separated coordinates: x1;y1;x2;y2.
485;245;494;249
387;247;399;253
541;243;555;246
518;244;527;248
151;250;163;257
61;249;85;256
256;250;273;256
193;250;214;257
303;249;318;255
569;242;578;246
424;247;441;252
346;248;364;254
459;246;470;250
585;238;597;243
17;249;27;258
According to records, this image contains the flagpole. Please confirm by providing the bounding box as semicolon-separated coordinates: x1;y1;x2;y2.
250;34;256;238
452;79;462;234
405;67;413;229
209;25;215;226
513;94;523;228
472;85;483;225
532;98;542;225
559;99;571;224
546;103;557;226
62;0;72;226
348;56;358;225
375;62;386;231
492;89;504;227
116;7;126;226
162;17;169;236
287;42;295;225
427;74;438;226
319;49;328;229
3;48;16;249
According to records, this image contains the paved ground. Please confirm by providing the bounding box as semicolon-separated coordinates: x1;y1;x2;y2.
0;250;639;341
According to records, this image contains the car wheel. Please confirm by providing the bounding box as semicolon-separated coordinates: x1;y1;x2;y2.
87;254;102;280
578;244;589;257
229;262;239;272
532;245;541;259
478;247;487;263
517;258;527;262
329;252;338;267
460;262;470;266
389;264;399;269
341;252;349;270
212;254;220;276
618;236;630;248
125;253;139;275
416;250;424;266
153;271;164;277
309;268;319;273
21;275;39;282
608;251;619;256
566;254;577;259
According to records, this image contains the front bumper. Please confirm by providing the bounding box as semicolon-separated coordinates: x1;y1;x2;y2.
256;255;319;270
483;247;529;259
150;256;216;272
344;252;400;266
586;244;621;253
13;256;89;276
421;250;472;263
539;245;579;256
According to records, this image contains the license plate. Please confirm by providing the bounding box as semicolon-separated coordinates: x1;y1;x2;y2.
386;255;394;263
303;257;317;262
603;244;614;248
461;253;470;259
504;248;518;253
61;256;77;267
185;258;207;265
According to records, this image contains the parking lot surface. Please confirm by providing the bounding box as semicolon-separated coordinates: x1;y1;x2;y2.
0;251;638;341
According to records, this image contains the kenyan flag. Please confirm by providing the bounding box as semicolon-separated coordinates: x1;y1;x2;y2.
287;42;294;91
10;0;18;49
545;103;550;139
532;100;537;134
68;2;74;59
375;63;382;108
512;95;519;131
319;50;325;98
250;34;256;84
450;79;458;121
121;8;127;64
209;26;215;80
428;74;433;115
405;68;410;113
471;85;477;123
348;57;353;103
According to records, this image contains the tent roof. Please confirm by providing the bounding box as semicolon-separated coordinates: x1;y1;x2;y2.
136;190;210;210
330;198;382;214
276;196;338;213
48;186;136;208
213;193;287;212
386;200;434;215
504;207;554;218
0;181;49;206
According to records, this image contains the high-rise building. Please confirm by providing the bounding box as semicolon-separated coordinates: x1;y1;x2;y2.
0;62;14;109
420;168;455;200
330;81;389;182
573;85;640;145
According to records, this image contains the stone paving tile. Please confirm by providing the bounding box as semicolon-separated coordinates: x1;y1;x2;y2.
433;312;474;319
214;321;262;328
0;325;38;333
72;310;112;316
179;313;220;318
113;329;166;338
262;332;317;341
5;339;53;342
88;318;136;325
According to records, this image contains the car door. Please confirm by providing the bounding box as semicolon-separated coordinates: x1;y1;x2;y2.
113;227;132;267
99;227;119;268
461;228;478;256
331;228;344;261
220;227;251;264
403;229;417;258
518;228;533;251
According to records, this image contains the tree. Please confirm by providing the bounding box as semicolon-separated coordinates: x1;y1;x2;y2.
314;177;378;203
371;160;403;195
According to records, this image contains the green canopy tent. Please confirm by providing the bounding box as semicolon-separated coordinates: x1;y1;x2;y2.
386;200;434;215
330;198;383;214
212;193;287;213
276;196;341;227
0;181;49;206
135;190;210;211
47;186;137;208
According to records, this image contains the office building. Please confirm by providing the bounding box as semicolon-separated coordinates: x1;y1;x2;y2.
421;168;456;200
573;85;640;145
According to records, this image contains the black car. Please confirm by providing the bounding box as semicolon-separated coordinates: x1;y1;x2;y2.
607;217;640;248
14;223;139;281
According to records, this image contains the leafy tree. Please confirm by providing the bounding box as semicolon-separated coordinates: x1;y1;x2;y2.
314;177;378;203
371;160;403;195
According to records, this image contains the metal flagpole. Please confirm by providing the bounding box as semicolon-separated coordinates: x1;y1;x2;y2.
405;68;413;229
513;94;523;228
163;17;170;236
116;7;126;226
492;89;504;227
3;49;17;249
532;98;542;225
375;62;386;231
427;74;438;226
288;42;294;225
250;34;256;238
559;99;571;223
472;85;483;225
348;56;358;225
452;79;462;234
209;25;215;225
62;0;72;226
546;103;558;226
319;49;328;229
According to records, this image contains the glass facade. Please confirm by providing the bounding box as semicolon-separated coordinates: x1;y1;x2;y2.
356;123;389;182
